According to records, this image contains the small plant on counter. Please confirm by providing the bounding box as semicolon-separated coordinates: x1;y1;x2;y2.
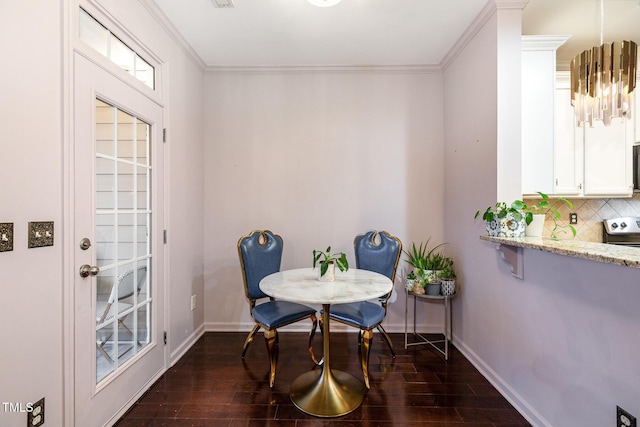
524;191;576;239
475;199;530;225
313;246;349;277
475;199;531;237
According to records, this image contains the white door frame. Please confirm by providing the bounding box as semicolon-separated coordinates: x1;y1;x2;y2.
62;2;170;425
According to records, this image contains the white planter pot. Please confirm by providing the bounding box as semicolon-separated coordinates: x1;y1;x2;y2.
405;279;415;291
525;214;545;237
486;213;526;238
317;262;335;282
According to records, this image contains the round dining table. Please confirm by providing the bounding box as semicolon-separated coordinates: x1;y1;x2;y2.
259;267;393;417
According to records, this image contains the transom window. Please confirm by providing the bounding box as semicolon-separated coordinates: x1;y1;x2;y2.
79;8;155;89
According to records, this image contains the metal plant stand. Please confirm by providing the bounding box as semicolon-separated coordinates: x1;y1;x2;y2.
404;288;456;359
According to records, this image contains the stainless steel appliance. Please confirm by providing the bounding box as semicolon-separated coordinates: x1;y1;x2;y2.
603;217;640;246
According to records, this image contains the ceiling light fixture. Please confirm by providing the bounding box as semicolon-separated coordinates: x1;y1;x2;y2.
211;0;234;8
570;0;637;127
307;0;342;7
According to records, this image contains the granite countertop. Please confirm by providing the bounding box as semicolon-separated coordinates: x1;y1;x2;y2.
480;235;640;269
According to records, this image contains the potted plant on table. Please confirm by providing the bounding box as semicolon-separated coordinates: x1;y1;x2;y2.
313;246;349;282
402;238;447;295
475;199;530;238
405;270;423;294
524;191;576;239
439;257;456;296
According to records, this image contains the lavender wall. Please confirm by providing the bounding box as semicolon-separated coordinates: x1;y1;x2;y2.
203;69;447;332
444;4;640;426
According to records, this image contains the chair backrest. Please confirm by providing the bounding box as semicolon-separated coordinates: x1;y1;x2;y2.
237;230;283;301
108;266;147;304
354;230;402;283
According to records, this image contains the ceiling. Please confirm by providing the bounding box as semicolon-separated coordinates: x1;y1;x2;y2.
151;0;640;68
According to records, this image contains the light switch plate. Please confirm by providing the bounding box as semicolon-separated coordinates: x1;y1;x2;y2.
28;221;54;248
0;223;13;252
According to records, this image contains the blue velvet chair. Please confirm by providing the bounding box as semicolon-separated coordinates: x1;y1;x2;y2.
327;230;402;388
237;230;318;387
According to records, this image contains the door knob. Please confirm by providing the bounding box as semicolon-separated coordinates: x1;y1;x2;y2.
79;264;100;278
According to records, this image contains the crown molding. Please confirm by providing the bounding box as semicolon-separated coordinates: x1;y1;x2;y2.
440;0;530;71
522;35;571;51
205;64;441;75
440;0;496;70
495;0;530;9
139;0;207;72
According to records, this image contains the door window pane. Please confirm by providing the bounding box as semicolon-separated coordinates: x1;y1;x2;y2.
94;98;152;384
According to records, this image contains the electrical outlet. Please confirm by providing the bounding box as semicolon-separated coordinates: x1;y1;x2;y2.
27;397;44;427
191;295;196;311
618;406;637;427
569;212;578;224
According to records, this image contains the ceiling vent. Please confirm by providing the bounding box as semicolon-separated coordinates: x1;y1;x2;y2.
211;0;234;8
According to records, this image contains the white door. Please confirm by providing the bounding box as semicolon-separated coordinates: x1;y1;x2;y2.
73;53;165;426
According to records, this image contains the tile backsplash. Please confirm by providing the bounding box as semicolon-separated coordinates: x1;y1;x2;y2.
523;193;640;242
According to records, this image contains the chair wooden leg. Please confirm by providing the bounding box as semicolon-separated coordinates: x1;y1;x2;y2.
361;329;373;389
264;329;278;388
307;314;319;365
377;324;396;358
241;324;260;359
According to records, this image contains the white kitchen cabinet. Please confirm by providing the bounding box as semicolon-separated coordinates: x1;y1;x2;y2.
521;36;568;195
553;73;583;195
582;116;632;196
554;71;633;197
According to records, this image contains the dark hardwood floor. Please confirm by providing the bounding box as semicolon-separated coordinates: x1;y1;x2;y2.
115;331;531;426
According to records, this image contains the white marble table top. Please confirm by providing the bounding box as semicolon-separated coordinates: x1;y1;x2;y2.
259;268;393;305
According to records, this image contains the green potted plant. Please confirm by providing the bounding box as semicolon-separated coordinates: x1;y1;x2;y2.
524;191;576;239
424;273;441;296
405;270;417;291
475;199;530;237
439;257;456;296
313;246;349;282
424;251;447;282
410;269;427;294
403;238;447;274
405;270;426;294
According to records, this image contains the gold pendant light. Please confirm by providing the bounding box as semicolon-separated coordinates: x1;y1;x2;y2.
570;0;637;127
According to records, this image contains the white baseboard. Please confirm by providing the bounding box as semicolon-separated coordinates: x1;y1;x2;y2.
451;335;550;427
170;323;206;367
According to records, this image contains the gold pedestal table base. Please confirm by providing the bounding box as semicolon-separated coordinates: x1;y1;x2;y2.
290;367;364;417
290;304;364;417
